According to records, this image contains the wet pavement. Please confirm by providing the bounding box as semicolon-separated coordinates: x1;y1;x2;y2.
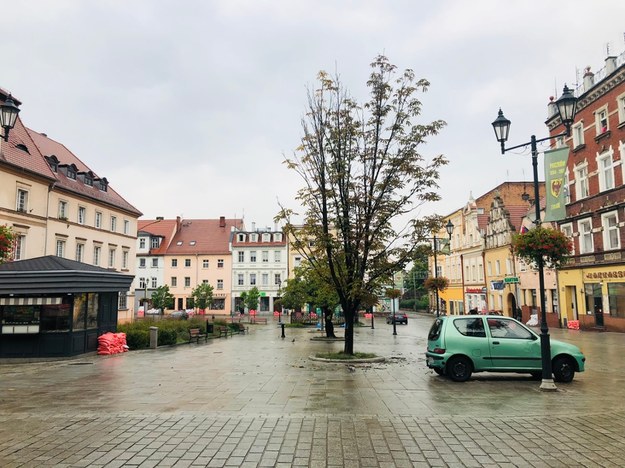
1;313;624;467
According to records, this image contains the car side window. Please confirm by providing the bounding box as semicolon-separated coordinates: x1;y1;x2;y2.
487;319;533;339
453;318;486;337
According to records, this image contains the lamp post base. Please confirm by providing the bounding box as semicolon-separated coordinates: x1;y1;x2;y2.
539;379;558;392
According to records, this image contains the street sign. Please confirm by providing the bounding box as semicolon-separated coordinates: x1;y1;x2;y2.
504;277;519;284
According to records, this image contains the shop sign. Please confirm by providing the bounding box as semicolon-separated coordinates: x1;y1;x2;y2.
585;271;625;280
465;287;486;294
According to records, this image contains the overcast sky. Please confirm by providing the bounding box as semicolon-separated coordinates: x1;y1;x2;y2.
3;1;625;228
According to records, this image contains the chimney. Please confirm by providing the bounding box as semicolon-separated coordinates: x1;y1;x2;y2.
547;96;557;118
176;216;181;230
583;66;594;90
219;216;226;228
252;222;256;231
605;55;617;75
156;216;164;221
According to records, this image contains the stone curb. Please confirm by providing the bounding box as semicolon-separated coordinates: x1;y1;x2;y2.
308;355;386;364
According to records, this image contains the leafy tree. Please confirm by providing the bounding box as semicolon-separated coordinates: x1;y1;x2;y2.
240;287;260;312
190;283;214;311
277;56;446;353
151;285;174;315
0;225;15;264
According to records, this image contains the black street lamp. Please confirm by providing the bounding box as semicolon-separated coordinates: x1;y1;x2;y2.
1;94;20;142
431;220;455;317
491;84;577;391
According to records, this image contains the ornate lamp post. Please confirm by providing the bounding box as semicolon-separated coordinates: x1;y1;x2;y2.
429;220;455;317
491;85;577;391
1;94;20;142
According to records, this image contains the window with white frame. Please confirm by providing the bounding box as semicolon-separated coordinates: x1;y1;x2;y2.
139;277;147;289
602;211;620;251
250;273;256;285
78;206;86;225
202;259;209;268
262;273;269;286
572;122;584;148
124;220;130;234
108;248;116;268
597;149;615;192
16;189;28;213
151;277;157;288
495;260;501;275
150;237;159;249
202;279;208;284
487;262;492;276
59;201;68;219
274;273;281;285
274;251;281;263
238;251;244;262
118;293;127;310
274;233;282;242
237;233;245;242
555;135;565;148
93;246;101;266
139;258;146;268
262;251;268;262
560;223;574;255
618;92;625;124
578;219;594;254
151;258;158;267
250;233;258;242
95;211;102;228
184;277;191;287
75;243;85;262
595;106;609;134
250;251;257;262
184;259;191;267
262;233;270;242
574;164;589;200
171;259;178;267
294;256;301;267
13;234;25;260
139;237;146;249
110;216;117;232
238;274;244;286
217;279;223;290
56;239;66;257
506;258;512;274
171;277;177;287
218;259;224;268
123;250;129;269
564;171;571;204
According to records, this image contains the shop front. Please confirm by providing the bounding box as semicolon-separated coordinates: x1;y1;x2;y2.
558;266;625;332
0;256;133;358
465;287;487;313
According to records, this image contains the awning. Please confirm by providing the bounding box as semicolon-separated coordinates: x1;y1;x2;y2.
0;297;62;306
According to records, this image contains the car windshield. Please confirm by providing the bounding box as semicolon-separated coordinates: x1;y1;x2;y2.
428;318;443;340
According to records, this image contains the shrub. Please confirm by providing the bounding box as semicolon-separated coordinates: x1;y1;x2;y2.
158;328;177;346
125;329;149;350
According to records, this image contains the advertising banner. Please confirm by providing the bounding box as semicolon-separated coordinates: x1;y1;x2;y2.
544;147;569;221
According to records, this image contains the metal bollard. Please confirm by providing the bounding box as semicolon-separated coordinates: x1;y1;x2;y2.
149;326;158;349
280;322;285;339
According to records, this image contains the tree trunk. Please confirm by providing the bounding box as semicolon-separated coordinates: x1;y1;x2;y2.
324;307;336;338
343;308;355;354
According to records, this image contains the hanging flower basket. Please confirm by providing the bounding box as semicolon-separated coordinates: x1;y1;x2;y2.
0;225;15;264
424;276;449;292
512;226;572;269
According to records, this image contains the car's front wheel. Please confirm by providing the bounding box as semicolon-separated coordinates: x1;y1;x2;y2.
552;356;576;383
446;356;473;382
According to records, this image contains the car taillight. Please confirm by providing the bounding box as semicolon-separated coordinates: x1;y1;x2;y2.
432;347;445;354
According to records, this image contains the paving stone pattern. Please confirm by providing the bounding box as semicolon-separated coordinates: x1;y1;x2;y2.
1;315;624;467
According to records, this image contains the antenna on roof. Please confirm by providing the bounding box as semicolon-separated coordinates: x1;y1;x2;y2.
606;42;611;56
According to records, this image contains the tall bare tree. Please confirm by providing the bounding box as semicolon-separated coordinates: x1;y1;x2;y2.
277;56;447;354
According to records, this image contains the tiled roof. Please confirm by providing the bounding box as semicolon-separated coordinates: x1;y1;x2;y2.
138;219;179;255
166;218;244;255
506;205;530;232
0;255;114;272
0;117;56;180
27;129;142;216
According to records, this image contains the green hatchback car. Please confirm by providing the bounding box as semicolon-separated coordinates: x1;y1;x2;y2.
425;315;585;382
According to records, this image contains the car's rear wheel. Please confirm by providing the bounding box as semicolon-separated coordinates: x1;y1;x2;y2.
446;356;472;382
552;356;576;383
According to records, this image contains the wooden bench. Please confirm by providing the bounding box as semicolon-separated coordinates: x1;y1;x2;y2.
217;326;233;338
250;317;267;324
233;322;247;334
188;328;206;343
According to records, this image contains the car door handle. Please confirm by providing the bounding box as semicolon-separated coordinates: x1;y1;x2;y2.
492;341;500;345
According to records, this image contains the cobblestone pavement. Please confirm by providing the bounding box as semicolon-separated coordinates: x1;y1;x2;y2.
1;314;624;467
